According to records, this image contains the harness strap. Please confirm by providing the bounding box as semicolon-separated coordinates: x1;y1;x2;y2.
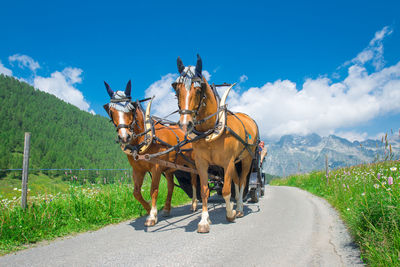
179;109;196;115
116;124;132;131
193;106;224;126
225;125;256;159
132;128;150;139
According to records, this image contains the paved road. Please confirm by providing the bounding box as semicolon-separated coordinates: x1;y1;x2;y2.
1;186;364;266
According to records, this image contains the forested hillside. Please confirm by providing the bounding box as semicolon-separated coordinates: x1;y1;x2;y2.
0;75;129;170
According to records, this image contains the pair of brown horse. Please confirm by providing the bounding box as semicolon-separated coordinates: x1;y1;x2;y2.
104;55;259;233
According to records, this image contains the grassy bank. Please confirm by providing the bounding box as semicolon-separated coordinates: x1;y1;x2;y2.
0;174;190;255
271;161;400;265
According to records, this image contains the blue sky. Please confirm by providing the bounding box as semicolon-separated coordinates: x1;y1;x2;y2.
1;0;399;141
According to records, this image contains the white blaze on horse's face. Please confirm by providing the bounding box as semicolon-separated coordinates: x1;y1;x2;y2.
110;105;134;144
175;66;202;134
117;110;129;142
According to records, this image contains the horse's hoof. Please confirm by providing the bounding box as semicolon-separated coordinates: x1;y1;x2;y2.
236;211;244;218
162;210;170;217
197;224;210;233
226;210;237;222
144;219;156;227
190;205;197;212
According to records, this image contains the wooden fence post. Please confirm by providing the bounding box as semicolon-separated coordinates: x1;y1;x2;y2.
325;154;329;184
21;132;31;209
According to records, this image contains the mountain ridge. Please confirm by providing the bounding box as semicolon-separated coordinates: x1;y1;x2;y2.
264;133;400;176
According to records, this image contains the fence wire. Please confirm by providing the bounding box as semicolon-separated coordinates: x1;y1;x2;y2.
0;168;133;185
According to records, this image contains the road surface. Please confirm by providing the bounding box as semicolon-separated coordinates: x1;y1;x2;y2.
0;186;364;266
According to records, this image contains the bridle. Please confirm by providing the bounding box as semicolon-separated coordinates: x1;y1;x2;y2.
172;73;207;122
105;99;137;132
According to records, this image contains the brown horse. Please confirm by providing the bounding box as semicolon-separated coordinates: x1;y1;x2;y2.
172;55;259;233
103;81;198;226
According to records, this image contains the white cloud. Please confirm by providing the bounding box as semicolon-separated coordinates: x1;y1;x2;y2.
335;131;368;142
142;27;398;142
3;53;94;114
145;73;179;120
202;70;211;81
9;54;40;72
239;75;248;83
34;67;95;114
344;26;393;71
0;60;13;76
225;26;400;141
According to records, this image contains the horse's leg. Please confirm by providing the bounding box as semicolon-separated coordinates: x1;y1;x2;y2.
144;167;162;227
232;164;240;216
223;157;238;222
162;171;174;217
132;169;151;214
236;156;253;217
195;158;211;233
190;173;198;212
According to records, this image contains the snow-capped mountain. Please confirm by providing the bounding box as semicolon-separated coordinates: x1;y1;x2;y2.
264;133;400;176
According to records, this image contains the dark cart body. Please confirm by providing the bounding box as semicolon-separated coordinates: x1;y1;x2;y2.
174;153;265;202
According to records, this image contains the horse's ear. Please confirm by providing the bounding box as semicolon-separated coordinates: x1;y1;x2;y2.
171;82;177;91
177;57;185;74
195;54;202;77
125;80;132;97
103;104;110;115
104;81;114;98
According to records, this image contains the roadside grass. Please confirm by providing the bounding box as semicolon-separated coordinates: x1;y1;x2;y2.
0;172;70;200
0;174;190;255
271;160;400;266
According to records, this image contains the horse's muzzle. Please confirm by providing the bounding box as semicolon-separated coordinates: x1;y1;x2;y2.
117;133;132;144
178;120;194;135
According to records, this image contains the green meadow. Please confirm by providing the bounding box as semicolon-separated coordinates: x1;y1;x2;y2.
0;172;190;255
272;160;400;266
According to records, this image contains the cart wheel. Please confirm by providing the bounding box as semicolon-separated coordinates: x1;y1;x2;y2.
250;186;260;203
260;174;265;197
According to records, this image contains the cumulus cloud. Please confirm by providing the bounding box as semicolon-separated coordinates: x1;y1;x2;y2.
145;73;179;120
0;61;13;76
3;53;94;114
142;27;398;142
34;67;95;114
9;54;40;72
226;26;400;141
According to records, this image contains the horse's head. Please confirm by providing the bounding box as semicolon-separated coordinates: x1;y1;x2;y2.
103;80;138;144
172;54;207;134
